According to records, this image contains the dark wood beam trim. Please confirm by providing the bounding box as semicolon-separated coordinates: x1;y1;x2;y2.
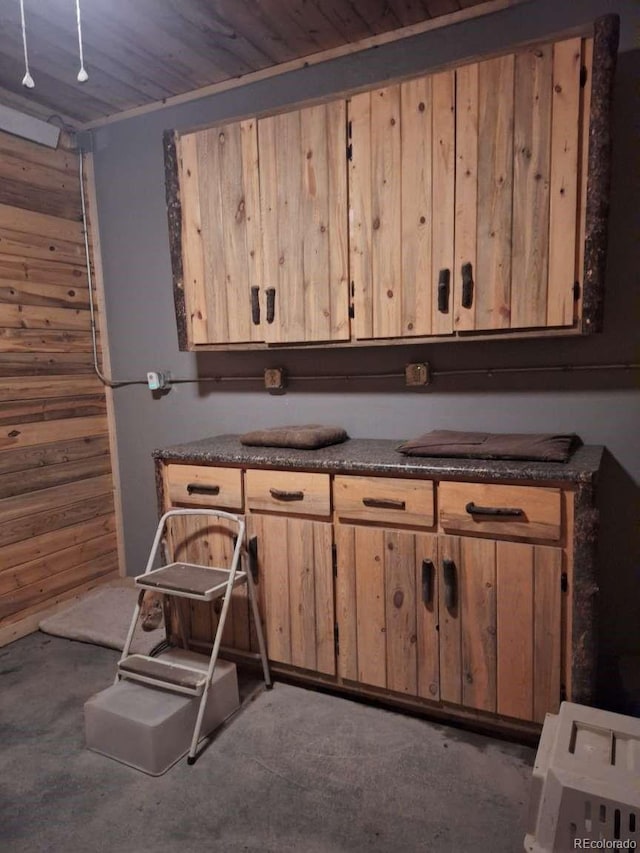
163;129;188;351
570;481;600;706
581;13;619;334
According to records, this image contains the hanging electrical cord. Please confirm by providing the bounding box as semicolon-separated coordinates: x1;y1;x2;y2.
19;0;34;88
75;0;88;82
19;0;87;87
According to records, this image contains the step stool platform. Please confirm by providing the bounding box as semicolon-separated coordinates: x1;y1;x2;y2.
135;562;246;600
117;653;207;695
85;652;239;775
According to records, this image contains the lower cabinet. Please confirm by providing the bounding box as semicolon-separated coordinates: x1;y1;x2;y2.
438;535;562;722
247;513;335;676
334;524;439;700
334;526;562;723
158;456;575;731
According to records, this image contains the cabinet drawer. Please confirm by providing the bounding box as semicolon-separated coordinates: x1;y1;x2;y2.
334;475;434;527
245;469;330;517
439;482;561;541
165;464;243;510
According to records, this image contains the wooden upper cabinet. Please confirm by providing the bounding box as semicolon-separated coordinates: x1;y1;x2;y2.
166;19;615;349
177;119;264;346
454;37;592;332
258;101;350;343
174;101;349;346
349;71;455;339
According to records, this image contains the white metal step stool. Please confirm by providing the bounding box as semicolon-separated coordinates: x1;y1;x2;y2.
116;508;271;764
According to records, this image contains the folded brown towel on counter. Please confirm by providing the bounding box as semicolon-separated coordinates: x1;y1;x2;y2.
240;425;348;450
396;430;581;462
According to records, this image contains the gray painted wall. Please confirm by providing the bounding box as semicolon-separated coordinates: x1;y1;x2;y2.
92;0;639;697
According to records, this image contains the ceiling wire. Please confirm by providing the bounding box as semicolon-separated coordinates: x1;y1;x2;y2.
19;0;34;88
75;0;88;82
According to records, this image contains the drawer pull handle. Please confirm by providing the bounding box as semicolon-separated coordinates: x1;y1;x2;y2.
250;286;260;325
421;559;434;606
461;262;474;309
265;287;276;324
443;559;457;610
186;484;220;496
269;488;304;502
465;501;524;518
362;497;406;511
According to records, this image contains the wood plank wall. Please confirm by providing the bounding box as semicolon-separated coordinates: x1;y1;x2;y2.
0;128;120;642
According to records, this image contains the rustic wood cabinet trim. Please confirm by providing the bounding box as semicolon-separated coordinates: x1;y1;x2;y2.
581;14;620;333
164;129;189;351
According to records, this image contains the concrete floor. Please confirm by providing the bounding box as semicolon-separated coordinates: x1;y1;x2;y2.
0;633;535;852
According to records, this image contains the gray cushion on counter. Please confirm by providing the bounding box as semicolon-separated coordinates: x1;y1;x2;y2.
240;425;348;450
396;430;582;462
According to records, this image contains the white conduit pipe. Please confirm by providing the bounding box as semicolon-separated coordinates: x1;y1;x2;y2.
79;154;147;387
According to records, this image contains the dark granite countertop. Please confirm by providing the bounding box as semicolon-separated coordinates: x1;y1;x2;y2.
153;435;603;485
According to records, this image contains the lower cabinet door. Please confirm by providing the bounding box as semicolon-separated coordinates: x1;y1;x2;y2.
165;511;255;652
247;514;335;676
438;535;562;722
334;524;439;700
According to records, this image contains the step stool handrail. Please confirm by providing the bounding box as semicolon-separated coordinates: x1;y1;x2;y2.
142;508;245;577
118;508;245;670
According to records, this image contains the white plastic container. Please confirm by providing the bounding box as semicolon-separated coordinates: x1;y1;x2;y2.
525;701;640;851
85;652;239;775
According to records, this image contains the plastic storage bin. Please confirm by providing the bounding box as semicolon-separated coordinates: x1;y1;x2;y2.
85;651;239;775
525;701;640;851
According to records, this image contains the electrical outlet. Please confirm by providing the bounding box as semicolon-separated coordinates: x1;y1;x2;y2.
264;367;286;392
147;371;172;391
405;363;430;387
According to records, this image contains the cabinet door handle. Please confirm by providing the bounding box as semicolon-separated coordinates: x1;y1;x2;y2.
247;535;259;583
265;287;276;324
362;497;406;511
443;559;457;610
461;262;474;309
465;501;524;518
186;483;220;496
421;559;434;606
269;488;304;502
438;268;450;313
250;286;260;325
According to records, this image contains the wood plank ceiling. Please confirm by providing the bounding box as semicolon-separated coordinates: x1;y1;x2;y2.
0;0;496;126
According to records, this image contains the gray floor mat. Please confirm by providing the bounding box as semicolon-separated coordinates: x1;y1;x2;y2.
39;585;164;654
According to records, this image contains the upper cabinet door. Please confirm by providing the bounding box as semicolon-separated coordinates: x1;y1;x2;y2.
258;101;350;344
454;37;591;332
349;71;456;340
177;120;264;345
